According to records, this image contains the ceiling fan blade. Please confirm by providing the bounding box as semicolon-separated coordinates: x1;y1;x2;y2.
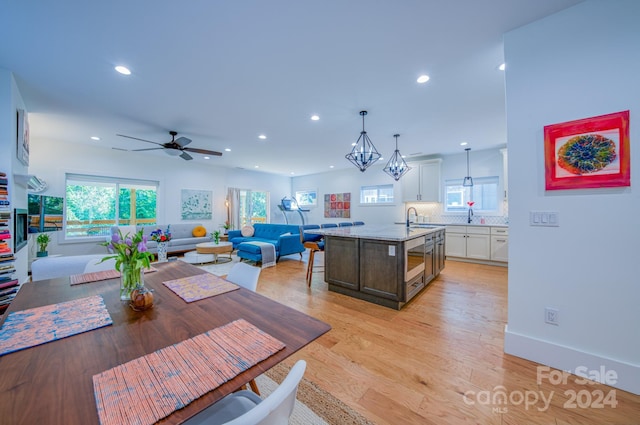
112;147;128;151
174;136;192;147
184;147;223;156
116;134;163;146
131;147;163;152
180;152;193;161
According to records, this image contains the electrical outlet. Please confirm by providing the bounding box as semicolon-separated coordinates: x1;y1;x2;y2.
545;307;559;325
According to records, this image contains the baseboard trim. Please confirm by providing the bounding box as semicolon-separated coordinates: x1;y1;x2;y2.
504;325;639;395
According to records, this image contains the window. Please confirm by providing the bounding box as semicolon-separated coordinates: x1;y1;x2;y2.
65;174;158;239
360;184;394;204
238;190;269;226
444;177;499;213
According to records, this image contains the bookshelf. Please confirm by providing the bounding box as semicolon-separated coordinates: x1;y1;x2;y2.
0;171;18;315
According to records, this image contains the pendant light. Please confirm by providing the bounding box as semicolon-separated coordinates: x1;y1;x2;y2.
383;134;411;181
345;110;381;172
463;147;474;187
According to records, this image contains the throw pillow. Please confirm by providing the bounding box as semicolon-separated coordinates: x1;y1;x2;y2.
192;225;207;237
241;225;255;237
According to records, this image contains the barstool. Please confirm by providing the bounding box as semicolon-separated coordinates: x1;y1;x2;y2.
304;240;324;287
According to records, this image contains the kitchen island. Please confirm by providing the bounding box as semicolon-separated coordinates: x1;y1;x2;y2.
306;225;446;309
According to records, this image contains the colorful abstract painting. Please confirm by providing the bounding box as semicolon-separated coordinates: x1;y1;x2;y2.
544;111;630;190
324;192;351;218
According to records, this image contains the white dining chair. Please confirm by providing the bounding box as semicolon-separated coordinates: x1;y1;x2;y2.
183;360;306;425
225;262;261;292
224;261;262;395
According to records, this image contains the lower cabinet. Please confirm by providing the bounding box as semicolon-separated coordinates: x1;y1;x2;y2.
445;226;491;260
446;225;508;264
490;227;509;262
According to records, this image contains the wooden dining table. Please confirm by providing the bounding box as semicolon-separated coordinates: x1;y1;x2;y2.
0;260;331;424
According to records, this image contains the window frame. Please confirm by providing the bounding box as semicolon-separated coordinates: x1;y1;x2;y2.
444;176;500;214
359;184;396;205
64;173;159;242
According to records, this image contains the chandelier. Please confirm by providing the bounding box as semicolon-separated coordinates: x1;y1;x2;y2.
345;110;381;172
383;134;411;181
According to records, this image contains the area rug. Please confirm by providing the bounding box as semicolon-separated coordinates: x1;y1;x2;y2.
257;362;375;425
193;254;242;277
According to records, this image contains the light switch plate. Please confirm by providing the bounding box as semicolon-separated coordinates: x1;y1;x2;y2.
530;211;559;227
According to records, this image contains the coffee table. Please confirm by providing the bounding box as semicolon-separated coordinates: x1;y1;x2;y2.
196;241;233;264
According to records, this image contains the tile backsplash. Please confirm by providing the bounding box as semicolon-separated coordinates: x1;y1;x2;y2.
406;202;509;225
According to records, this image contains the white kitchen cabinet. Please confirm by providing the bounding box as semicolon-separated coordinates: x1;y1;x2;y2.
490;227;508;262
445;225;490;260
402;159;442;202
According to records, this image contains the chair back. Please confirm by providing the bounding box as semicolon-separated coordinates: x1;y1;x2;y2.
83;257;116;273
338;222;353;227
225;360;307;425
225;262;261;292
320;223;337;228
352;221;365;226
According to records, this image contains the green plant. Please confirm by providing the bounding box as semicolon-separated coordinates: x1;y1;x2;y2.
37;233;50;252
212;230;221;244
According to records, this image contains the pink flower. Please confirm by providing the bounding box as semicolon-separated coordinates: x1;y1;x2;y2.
467;201;475;207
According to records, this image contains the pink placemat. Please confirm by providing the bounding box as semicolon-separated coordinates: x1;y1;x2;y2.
70;267;157;285
0;295;112;357
163;273;239;302
93;318;286;425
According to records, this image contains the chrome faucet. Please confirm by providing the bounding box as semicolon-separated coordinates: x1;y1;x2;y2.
406;207;417;228
468;206;474;224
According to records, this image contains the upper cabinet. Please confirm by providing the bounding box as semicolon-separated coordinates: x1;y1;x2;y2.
402;159;442;202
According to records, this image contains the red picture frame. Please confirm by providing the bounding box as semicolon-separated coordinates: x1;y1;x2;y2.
544;110;630;190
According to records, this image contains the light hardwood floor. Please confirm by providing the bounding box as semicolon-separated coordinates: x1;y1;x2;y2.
254;254;640;425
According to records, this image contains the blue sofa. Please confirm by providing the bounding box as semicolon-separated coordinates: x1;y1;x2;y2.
228;223;305;262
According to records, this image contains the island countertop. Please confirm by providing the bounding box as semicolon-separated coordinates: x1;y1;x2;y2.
305;224;445;242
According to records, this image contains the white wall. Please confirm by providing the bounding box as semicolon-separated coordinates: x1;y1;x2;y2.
504;0;640;394
291;163;404;226
27;139;291;257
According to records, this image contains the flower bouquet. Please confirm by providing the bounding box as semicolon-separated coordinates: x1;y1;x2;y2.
101;229;154;300
150;225;172;242
150;226;171;262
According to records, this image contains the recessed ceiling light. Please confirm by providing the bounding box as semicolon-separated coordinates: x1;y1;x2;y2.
254;165;259;168
460;142;468;146
329;165;334;169
115;65;131;75
311;115;320;121
417;74;430;84
225;148;231;152
499;63;506;71
258;134;267;140
203;156;210;160
290;172;295;175
90;136;100;141
351;142;356;146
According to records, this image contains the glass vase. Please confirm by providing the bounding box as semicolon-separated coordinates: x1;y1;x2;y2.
120;264;144;301
157;241;168;262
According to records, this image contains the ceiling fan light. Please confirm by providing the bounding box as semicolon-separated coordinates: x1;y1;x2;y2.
165;148;181;156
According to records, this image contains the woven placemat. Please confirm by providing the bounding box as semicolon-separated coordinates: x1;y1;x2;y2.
0;295;112;357
162;272;238;302
70;267;157;285
93;319;285;425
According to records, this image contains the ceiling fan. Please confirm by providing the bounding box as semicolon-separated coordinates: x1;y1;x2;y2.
115;131;222;161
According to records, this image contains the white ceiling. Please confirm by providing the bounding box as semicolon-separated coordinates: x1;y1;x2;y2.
0;0;583;176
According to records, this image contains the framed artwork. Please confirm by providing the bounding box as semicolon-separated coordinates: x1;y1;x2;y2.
324;192;351;218
181;189;212;220
17;109;29;166
544;110;630;190
295;189;317;207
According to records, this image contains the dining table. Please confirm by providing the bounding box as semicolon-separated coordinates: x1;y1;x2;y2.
0;260;331;424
